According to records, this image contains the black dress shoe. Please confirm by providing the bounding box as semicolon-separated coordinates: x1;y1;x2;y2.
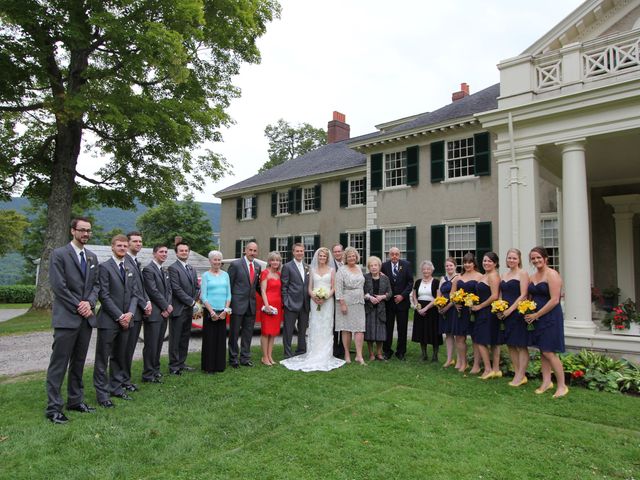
124;383;139;392
142;377;163;384
181;366;195;372
99;400;115;408
155;372;163;378
230;363;239;369
169;369;183;376
396;354;406;361
240;361;254;367
112;392;133;401
67;402;96;413
47;412;69;424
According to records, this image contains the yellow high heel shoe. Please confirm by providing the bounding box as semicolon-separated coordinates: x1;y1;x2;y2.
552;386;569;399
508;377;528;387
480;371;495;380
493;371;503;379
534;382;554;394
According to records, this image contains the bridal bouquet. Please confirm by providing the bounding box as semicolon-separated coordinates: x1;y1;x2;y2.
464;293;480;322
313;287;329;311
517;299;537;331
449;289;466;318
491;299;509;330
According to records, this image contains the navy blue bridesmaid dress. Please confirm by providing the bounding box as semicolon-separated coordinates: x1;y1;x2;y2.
528;282;565;352
500;279;529;347
438;276;456;335
471;281;499;345
451;279;477;336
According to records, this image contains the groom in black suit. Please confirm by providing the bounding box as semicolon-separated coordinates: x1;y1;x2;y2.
281;243;310;358
381;247;413;360
45;217;100;423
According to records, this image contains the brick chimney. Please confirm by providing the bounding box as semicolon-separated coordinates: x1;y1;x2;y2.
452;83;470;102
327;111;350;144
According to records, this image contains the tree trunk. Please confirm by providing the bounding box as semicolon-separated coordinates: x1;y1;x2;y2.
31;121;83;310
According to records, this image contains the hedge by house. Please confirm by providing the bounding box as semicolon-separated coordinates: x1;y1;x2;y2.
0;285;35;303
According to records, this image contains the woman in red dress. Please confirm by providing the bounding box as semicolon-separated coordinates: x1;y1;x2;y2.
256;251;283;366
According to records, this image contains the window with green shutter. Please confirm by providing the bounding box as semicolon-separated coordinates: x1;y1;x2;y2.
431;224;446;276
371;153;383;190
370;229;383;258
475;221;493;267
340;180;348;208
271;192;277;217
406;226;416;274
474;132;491;176
430;141;445;183
406;146;419;186
314;185;321;211
236;198;242;220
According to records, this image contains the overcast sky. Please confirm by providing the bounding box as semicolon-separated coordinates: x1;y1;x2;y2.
184;0;585;202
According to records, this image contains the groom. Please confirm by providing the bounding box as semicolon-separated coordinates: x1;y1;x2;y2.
281;243;310;358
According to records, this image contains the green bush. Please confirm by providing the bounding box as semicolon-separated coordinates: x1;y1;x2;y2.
0;285;35;303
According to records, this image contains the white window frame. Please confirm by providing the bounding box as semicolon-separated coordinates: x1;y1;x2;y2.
348;178;366;207
275;236;290;263
383;228;408;259
301;186;316;213
346;231;365;264
300;234;316;264
241;196;254;220
540;214;560;273
277;191;289;216
384;150;407;188
446;136;475;180
444;220;478;267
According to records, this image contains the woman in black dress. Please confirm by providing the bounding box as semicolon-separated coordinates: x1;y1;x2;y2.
364;256;391;361
411;260;442;361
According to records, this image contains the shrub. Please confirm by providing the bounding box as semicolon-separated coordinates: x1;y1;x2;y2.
0;285;35;303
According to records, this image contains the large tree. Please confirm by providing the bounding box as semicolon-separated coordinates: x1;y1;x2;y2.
0;0;280;308
259;119;326;172
136;196;214;255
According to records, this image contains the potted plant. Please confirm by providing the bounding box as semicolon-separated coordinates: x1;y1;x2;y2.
604;298;640;336
602;286;620;312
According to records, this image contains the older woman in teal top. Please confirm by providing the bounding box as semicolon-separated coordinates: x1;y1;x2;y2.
200;250;231;373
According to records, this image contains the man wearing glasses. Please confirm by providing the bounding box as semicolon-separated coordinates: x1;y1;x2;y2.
45;217;100;423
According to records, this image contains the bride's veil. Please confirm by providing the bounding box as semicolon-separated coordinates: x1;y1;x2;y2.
310;246;334;273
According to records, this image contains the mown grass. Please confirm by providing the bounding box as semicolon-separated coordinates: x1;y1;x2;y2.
0;303;31;310
0;343;639;480
0;308;50;336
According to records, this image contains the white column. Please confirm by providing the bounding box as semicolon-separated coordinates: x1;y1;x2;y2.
559;140;596;333
496;152;513;264
516;149;541;259
603;194;640;302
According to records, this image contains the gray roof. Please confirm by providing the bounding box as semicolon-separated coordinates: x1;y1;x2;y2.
216;140;367;195
217;83;499;195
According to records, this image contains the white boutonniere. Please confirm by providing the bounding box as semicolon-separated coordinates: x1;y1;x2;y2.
398;266;403;272
90;264;95;269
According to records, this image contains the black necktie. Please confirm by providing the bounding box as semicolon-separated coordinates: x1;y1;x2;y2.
119;262;126;282
158;264;166;287
79;251;87;277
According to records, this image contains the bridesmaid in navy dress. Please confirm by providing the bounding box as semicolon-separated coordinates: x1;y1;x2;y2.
470;252;501;380
498;248;530;387
451;253;483;373
525;247;568;398
437;257;458;368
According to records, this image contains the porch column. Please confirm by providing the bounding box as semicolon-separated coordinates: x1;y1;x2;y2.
603;194;640;302
558;140;596;333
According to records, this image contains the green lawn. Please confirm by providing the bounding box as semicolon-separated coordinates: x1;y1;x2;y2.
0;344;638;479
0;303;31;309
0;308;51;336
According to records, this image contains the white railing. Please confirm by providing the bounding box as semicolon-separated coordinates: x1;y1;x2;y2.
583;35;640;79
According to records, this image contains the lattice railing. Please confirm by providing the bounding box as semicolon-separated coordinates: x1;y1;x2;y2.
536;61;562;89
583;36;640;78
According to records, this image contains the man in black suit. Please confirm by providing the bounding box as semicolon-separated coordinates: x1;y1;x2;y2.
331;243;345;358
141;244;173;383
167;241;199;374
228;241;261;367
45;217;100;423
381;247;413;360
93;234;139;407
122;231;152;392
281;243;310;358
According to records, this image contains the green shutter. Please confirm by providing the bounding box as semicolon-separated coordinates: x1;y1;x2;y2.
271;192;277;216
294;188;302;213
362;231;367;258
474;132;491;176
406;146;419;186
314;185;321;211
406;226;416;275
270;237;276;252
431;224;446;277
476;221;493;270
288;188;295;213
362;177;367;205
430;141;445;183
371;153;383;190
340;180;348;208
370;229;382;259
235;240;241;258
251;196;258;219
293;235;302;245
236;198;242;220
313;235;321;250
339;233;348;249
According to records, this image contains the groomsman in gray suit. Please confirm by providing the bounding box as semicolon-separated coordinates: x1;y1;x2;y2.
281;243;310;359
93;234;139;407
45;217;100;423
141;244;173;383
331;243;345;358
228;241;261;367
168;241;199;374
122;231;152;391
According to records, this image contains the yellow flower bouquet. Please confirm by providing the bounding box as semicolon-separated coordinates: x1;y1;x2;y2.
434;296;449;309
517;299;537;331
449;288;466;318
491;300;509;330
464;293;480;322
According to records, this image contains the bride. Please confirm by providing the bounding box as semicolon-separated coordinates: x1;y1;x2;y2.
281;247;346;372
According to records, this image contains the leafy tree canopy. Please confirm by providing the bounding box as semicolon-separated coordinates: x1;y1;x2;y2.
0;210;28;256
259;119;326;172
136;196;214;255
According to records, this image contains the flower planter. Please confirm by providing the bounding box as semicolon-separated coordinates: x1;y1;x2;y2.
611;323;640;336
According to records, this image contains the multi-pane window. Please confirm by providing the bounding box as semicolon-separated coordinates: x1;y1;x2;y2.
384;151;407;187
275;237;290;264
349;179;365;206
540;217;560;272
241;197;254;219
446;224;476;267
277;191;289;215
302;187;316;212
348;232;365;264
239;239;254;255
301;235;316;264
384;229;407;258
447;137;475;179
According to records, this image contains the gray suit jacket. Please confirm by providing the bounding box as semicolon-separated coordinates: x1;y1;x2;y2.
228;257;261;316
49;243;100;329
125;254;149;317
94;258;138;329
281;260;310;313
168;260;199;317
142;262;172;323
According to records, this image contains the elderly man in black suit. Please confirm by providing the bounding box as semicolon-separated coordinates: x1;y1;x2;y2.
167;241;199;375
228;241;261;367
141;244;173;383
381;247;413;360
45;217;100;424
281;243;310;359
122;231;152;392
93;234;139;407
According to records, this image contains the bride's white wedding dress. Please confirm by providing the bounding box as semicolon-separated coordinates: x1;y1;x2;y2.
280;271;346;372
